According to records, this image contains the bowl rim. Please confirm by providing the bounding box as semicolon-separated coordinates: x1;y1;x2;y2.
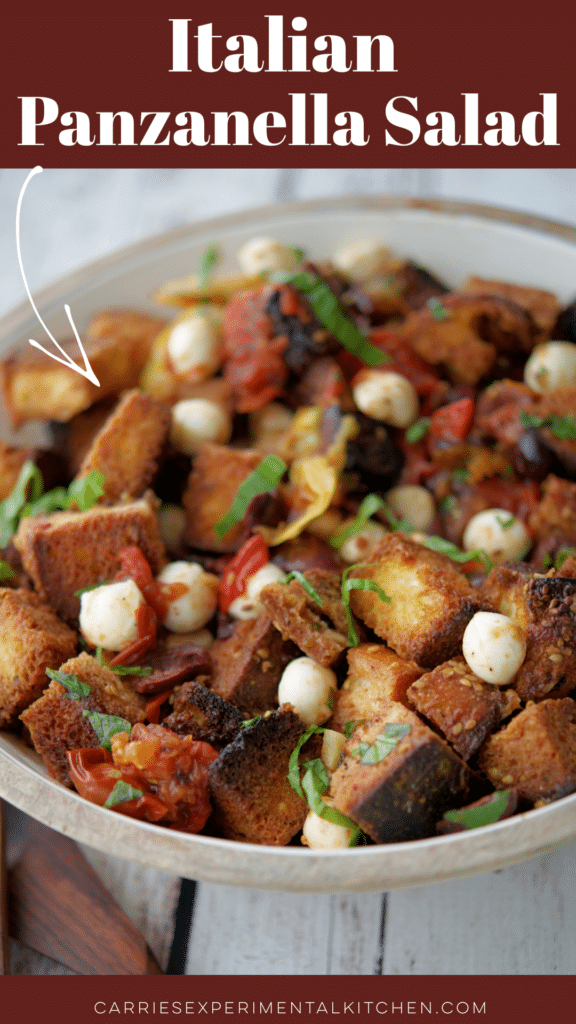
1;192;576;893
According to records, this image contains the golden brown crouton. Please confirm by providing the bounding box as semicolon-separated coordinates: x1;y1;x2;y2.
20;652;145;786
13;497;166;623
463;277;560;340
75;389;170;503
349;533;485;668
208;706;318;844
163;678;244;746
482;564;576;701
0;310;166;428
530;473;576;543
260;570;350;667
329;703;472;842
0;588;76;728
330;643;424;733
407;657;520;761
478;698;576;803
182;442;263;552
65;401;117;476
209;616;299;715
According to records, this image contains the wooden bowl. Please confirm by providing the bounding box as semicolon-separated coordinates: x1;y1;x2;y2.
1;196;576;892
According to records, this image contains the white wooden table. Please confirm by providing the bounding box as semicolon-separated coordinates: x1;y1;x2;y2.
2;166;576;975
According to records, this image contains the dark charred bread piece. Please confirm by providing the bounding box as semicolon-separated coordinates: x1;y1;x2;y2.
266;285;338;376
208;706;320;844
463;277;560;341
0;310;166;428
474;379;536;446
20;652;145;786
329;704;473;843
209;615;299;715
13;497;166;625
163;678;244;746
0;588;77;729
182;442;263;553
330;643;424;733
260;570;350;667
133;642;212;695
74;389;170;503
482;564;576;701
400;294;538;386
407;657;521;761
478;698;576;803
349;533;486;669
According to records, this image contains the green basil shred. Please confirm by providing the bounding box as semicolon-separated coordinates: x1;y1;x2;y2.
421;535;494;573
405;417;431;443
287;725;363;846
0;560;16;580
214;455;287;541
104;780;143;809
352;722;411;765
520;409;576;440
341;563;391;647
82;709;132;750
46;668;91;700
442;789;513;830
281;570;322;606
0;461;104;547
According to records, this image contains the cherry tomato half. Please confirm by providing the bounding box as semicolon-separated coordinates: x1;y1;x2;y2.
218;534;270;613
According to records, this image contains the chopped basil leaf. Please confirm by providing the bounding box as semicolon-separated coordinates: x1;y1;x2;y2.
282;570;322;606
301;757;363;842
352;722;411;765
66;471;105;512
438;495;457;517
442;789;513;830
344;718;366;739
543;552;553;570
379;500;415;534
0;463;104;547
422;535;493;573
74;580;109;599
292;247;307;263
82;709;131;750
331;493;413;550
327;687;336;711
104;780;143;809
556;547;576;570
46;668;91;700
495;514;515;530
198;245;220;289
427;297;450;321
0;560;16;580
341;563;391;647
0;460;43;546
214;455;287;541
240;716;262;729
452;467;470;482
287;724;325;798
110;664;153;677
288;271;389;368
405;417;431;444
519;409;576;440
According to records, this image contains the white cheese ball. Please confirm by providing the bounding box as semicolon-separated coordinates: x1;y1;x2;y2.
462;508;530;564
332;238;393;283
166;310;222;380
524;341;576;394
237;237;300;277
340;520;387;564
462;611;527;685
227;561;286;620
278;657;337;726
157;561;218;633
352;370;419;428
80;579;144;652
302;809;352;850
170;398;232;457
386;485;435;532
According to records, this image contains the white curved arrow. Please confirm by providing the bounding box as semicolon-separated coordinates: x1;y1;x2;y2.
16;166;100;387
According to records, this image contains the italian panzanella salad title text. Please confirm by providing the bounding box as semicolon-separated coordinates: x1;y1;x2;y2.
19;16;559;150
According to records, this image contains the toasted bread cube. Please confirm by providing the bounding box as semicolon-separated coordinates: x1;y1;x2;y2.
13;497;166;624
209;615;299;716
0;588;76;728
208;707;318;844
349;533;485;668
407;657;520;761
530;473;576;542
163;678;244;746
463;277;560;340
260;570;350;667
482;564;576;701
182;442;263;552
478;698;576;803
75;389;170;503
65;401;117;476
0;310;166;428
329;703;472;842
330;644;424;733
20;652;145;786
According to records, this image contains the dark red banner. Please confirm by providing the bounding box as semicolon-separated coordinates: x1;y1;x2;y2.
1;0;573;167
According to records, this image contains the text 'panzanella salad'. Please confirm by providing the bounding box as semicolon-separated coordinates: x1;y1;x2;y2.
2;231;576;849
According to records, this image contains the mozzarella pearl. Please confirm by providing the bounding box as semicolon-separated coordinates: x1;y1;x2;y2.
157;505;187;553
302;810;352;850
166;310;222;380
462;508;531;564
386;485;435;532
170;398;232;457
237;237;301;277
462;611;526;685
321;729;346;772
278;657;337;726
157;561;218;633
332;239;393;283
80;579;145;651
352;370;419;428
340;520;387;563
227;561;286;620
524;341;576;394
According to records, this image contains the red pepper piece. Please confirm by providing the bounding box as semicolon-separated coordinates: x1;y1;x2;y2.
430;397;475;445
145;688;175;725
218;534;270;613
